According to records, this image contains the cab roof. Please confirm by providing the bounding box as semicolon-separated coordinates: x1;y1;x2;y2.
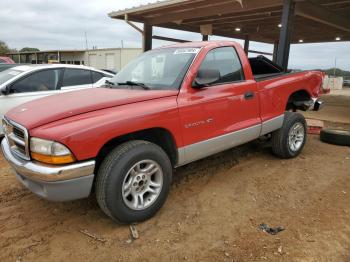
158;40;241;49
10;64;95;71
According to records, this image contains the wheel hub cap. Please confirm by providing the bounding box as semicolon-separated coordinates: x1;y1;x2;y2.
122;160;163;210
288;122;305;152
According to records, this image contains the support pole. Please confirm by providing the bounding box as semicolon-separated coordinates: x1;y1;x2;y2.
276;0;295;71
202;35;209;41
273;41;278;62
244;36;250;54
143;23;153;52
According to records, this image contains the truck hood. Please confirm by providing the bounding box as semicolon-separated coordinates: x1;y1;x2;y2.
5;88;178;130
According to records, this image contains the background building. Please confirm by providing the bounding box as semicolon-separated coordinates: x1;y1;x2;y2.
6;48;142;71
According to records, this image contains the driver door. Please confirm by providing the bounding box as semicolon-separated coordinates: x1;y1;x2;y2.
177;46;260;164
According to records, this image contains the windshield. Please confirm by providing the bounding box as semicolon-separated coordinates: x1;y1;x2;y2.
0;69;23;85
109;47;200;90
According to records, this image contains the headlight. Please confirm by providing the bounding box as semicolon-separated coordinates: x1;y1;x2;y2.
2;118;12;136
30;137;76;164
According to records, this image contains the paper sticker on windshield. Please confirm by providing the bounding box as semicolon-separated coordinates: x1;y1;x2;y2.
8;71;21;76
174;48;200;55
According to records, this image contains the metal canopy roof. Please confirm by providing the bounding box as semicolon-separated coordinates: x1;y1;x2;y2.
109;0;350;44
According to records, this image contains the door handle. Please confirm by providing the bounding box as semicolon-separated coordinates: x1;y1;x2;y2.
244;91;255;100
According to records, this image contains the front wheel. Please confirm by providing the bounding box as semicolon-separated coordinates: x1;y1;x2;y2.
96;140;172;223
271;112;307;159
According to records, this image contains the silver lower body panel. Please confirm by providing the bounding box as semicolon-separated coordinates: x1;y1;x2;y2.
177;114;285;166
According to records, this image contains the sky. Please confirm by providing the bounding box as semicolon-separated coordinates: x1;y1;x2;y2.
0;0;349;70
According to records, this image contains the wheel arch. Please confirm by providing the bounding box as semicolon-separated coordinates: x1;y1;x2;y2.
286;89;312;111
95;127;178;173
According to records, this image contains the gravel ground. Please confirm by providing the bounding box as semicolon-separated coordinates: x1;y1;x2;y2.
0;94;349;262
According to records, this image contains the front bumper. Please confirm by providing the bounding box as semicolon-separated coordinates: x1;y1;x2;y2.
1;138;95;201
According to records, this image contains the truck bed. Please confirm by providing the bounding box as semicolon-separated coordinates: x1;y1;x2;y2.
249;55;290;81
254;72;289;81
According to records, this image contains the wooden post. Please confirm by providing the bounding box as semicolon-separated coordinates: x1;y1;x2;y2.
143;23;153;52
276;0;295;71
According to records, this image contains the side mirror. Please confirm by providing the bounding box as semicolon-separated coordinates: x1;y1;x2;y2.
193;69;220;88
0;85;10;95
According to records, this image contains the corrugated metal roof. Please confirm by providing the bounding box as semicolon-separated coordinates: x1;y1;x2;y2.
109;0;190;18
108;0;350;44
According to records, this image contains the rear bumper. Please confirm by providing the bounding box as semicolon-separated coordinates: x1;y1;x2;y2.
1;138;95;201
312;98;323;111
296;98;323;111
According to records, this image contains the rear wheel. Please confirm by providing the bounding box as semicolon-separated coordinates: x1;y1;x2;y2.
271;112;307;158
96;140;172;223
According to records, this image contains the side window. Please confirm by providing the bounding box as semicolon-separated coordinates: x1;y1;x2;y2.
11;69;62;93
62;69;92;87
91;71;104;83
198;47;244;85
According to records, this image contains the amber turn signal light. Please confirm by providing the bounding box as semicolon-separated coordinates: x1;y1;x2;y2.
31;152;76;165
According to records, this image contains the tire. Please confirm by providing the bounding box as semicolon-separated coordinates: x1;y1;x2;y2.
96;140;172;224
320;129;350;147
271;112;307;159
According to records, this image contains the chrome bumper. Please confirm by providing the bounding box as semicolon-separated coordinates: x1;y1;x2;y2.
1;138;95;201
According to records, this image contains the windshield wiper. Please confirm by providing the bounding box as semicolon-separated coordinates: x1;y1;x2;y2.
117;81;150;90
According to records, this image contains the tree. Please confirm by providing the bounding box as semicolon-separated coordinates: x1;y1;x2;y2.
20;47;40;52
0;40;10;55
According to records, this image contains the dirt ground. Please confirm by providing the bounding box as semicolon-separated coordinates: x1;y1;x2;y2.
304;89;350;124
1;92;350;262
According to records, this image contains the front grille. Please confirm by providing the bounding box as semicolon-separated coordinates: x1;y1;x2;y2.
14;142;26;155
2;117;29;160
13;127;25;139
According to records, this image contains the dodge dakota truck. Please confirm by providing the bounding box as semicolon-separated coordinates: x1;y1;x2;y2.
1;41;323;223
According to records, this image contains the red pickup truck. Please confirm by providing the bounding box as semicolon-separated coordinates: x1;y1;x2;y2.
1;41;323;223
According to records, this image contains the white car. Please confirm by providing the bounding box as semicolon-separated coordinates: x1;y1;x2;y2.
0;64;114;136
